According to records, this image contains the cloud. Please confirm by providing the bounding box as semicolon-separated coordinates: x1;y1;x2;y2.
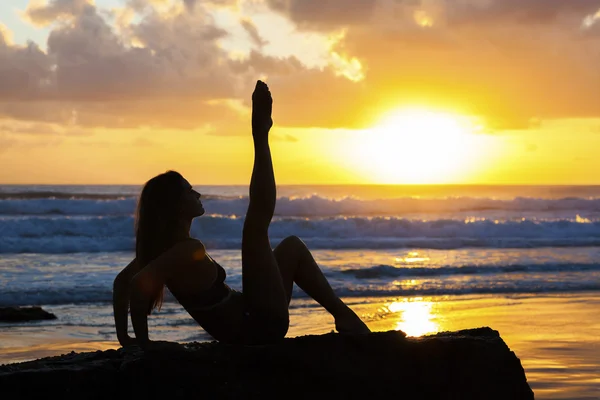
0;121;62;135
266;0;377;30
240;18;268;47
0;39;53;100
0;119;91;136
3;0;600;136
266;0;600;130
0;0;261;130
45;3;238;101
444;0;600;26
230;50;369;128
25;0;92;27
268;0;600;29
582;8;600;28
0;24;14;45
183;0;197;12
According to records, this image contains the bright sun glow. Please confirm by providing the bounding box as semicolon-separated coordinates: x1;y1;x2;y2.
350;109;489;184
389;298;439;337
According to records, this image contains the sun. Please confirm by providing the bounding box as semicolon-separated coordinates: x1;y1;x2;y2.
348;108;489;184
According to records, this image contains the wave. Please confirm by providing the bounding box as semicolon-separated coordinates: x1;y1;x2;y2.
0;199;137;216
0;192;134;201
0;192;233;201
2;280;598;307
3;215;600;253
3;195;600;217
340;263;600;279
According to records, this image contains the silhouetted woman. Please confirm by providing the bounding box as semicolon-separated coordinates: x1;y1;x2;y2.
112;81;370;348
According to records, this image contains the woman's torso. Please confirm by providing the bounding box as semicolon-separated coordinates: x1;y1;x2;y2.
165;242;245;343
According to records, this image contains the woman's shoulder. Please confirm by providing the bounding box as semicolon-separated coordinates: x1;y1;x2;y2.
162;238;206;262
182;237;205;249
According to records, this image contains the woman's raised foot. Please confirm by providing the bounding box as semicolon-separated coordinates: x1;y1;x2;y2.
252;80;273;139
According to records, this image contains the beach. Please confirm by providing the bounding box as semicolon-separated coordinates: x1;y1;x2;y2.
1;184;600;399
1;293;598;399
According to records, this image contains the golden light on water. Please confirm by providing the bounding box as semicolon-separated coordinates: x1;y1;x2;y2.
397;251;430;264
388;298;439;337
348;109;491;184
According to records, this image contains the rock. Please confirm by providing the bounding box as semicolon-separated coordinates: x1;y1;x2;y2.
0;327;534;399
0;306;57;322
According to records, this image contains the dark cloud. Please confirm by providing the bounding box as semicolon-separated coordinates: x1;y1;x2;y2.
0;1;259;130
5;2;239;103
0;37;53;100
45;3;237;101
445;0;600;26
183;0;197;12
265;0;600;29
311;0;600;130
266;0;378;30
230;50;304;76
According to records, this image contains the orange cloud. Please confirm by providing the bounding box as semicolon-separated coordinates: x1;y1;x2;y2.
24;0;92;27
2;0;600;135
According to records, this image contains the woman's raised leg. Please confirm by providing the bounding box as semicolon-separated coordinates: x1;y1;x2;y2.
241;81;289;341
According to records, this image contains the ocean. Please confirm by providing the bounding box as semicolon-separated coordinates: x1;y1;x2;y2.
1;184;599;399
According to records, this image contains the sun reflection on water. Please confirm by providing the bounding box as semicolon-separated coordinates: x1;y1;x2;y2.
395;251;430;264
388;298;439;337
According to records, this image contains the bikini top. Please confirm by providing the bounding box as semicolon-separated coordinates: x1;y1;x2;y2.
172;252;230;309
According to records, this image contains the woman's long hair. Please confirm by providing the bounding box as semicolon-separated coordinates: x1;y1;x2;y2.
135;170;185;314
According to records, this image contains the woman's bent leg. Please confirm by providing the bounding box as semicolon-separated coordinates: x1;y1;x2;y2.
274;235;371;334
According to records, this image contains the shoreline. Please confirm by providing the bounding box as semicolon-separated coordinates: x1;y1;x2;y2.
1;292;598;399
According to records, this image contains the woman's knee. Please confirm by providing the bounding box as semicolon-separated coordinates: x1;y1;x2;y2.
278;235;306;251
274;236;305;265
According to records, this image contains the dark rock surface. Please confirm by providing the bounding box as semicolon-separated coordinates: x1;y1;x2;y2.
0;327;534;399
0;306;57;322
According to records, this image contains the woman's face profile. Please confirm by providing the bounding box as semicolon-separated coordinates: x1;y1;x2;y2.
179;178;205;218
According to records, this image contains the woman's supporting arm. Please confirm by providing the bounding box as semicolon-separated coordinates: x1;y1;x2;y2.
129;239;210;348
129;278;152;346
112;259;139;346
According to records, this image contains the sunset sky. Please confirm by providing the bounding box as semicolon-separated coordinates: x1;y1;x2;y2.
1;0;600;184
